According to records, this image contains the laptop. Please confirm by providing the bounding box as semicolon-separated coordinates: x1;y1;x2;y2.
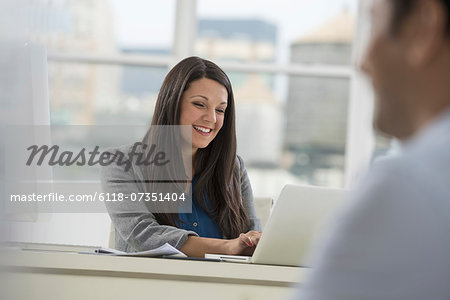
205;184;347;267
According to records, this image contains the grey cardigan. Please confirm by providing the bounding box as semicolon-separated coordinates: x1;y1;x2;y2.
101;144;262;252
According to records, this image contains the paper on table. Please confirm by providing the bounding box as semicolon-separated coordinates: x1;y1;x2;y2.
94;243;186;257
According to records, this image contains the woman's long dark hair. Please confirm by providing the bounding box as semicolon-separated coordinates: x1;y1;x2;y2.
143;56;249;238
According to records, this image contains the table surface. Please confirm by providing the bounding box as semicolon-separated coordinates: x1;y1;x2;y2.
0;249;307;300
1;249;307;284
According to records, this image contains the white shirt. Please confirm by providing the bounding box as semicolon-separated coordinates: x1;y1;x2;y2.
295;109;450;300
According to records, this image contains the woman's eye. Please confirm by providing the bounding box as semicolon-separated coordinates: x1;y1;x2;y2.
216;109;225;114
193;102;205;108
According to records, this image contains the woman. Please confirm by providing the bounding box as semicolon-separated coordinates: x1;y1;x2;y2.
101;56;262;257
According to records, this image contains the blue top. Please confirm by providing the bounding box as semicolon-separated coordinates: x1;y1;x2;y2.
176;175;223;239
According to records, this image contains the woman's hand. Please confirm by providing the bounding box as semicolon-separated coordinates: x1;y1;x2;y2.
180;232;262;258
227;230;262;256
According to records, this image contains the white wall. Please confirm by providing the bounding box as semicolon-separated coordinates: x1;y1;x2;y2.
6;213;111;247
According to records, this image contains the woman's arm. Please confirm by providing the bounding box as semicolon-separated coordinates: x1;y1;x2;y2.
181;156;265;258
102;147;261;256
180;233;259;257
237;155;263;231
101;145;199;252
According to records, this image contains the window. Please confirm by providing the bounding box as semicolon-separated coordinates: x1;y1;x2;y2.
196;0;358;197
48;62;166;125
5;0;387;247
32;0;370;199
31;0;175;55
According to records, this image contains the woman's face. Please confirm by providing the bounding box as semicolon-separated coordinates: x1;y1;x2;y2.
179;77;228;153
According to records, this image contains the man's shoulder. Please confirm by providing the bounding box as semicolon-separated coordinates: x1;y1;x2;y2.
349;152;450;225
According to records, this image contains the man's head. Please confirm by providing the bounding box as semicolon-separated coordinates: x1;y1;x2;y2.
361;0;450;139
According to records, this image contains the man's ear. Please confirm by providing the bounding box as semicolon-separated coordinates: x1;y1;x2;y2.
405;0;447;68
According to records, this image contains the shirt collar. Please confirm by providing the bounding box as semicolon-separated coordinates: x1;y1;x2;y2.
402;106;450;152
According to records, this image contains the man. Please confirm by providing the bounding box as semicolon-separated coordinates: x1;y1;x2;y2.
295;0;450;299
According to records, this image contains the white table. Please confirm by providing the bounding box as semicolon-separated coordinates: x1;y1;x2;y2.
0;249;307;300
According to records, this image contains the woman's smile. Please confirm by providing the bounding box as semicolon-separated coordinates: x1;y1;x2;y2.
193;125;213;136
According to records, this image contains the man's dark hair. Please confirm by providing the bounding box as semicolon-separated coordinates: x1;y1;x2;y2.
391;0;450;36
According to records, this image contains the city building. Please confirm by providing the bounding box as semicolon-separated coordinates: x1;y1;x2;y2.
285;10;354;187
